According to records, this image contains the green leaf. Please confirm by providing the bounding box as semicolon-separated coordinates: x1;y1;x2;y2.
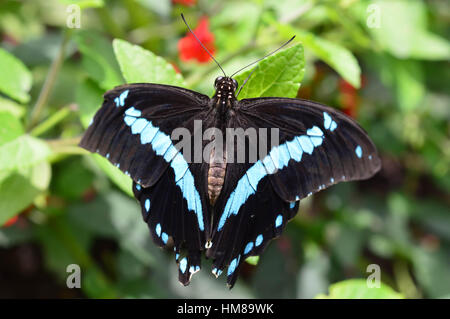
245;256;259;266
93;154;133;197
0;48;32;103
234;44;305;99
76;78;104;128
0;173;39;225
52;158;94;200
368;54;425;111
274;22;361;88
300;32;360;88
113;39;185;86
0;135;51;172
211;2;260;53
0;160;51;224
411;248;450;298
367;0;450;60
135;0;170;17
0;112;24;145
394;60;425;111
74;31;124;90
68;191;141;239
58;0;104;9
0;97;25;118
316;279;404;299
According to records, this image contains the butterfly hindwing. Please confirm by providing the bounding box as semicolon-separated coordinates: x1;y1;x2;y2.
132;166;206;285
208;174;298;287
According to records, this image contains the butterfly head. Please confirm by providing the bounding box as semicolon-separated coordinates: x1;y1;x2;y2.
214;76;238;99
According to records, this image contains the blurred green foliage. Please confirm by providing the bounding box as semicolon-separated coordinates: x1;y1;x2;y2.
0;0;449;299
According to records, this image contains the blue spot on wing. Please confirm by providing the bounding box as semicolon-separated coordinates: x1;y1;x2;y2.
275;214;283;227
131;118;148;134
140;125;159;144
227;255;240;276
152;131;172;155
245;161;266;191
124;115;137;126
323;112;332;129
244;242;254;255
125;107;141;117
330;121;337;131
262;155;276;174
297;136;313;154
307;126;323;137
161;232;168;244
323;111;337;131
156;223;161;237
355;145;363;158
285;138;303;162
255;234;263;247
119;90;129;107
179;257;187;273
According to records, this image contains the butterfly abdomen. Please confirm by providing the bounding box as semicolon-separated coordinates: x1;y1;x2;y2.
207;146;227;205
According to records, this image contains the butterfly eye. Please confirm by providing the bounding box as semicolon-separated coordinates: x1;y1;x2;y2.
232;79;238;89
215;76;224;88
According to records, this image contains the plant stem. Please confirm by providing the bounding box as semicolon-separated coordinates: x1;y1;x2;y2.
47;136;81;148
27;30;71;130
30;105;75;137
393;259;421;298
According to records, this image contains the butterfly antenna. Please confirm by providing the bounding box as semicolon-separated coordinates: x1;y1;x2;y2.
181;13;226;77
231;36;295;78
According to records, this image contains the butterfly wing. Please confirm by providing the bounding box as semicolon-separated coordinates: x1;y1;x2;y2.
239;97;381;201
208;97;381;287
79;83;211;285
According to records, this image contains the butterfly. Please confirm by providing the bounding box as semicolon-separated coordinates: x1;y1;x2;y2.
79;16;381;289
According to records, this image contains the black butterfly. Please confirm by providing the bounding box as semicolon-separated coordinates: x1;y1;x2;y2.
80;75;381;287
80;16;380;289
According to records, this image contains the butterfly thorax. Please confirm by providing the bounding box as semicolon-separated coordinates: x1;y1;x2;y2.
211;76;238;112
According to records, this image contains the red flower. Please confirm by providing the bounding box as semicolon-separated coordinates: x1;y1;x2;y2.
3;215;18;227
338;79;359;118
172;0;196;6
178;17;215;63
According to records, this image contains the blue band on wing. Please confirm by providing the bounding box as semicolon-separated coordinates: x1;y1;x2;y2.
123;106;204;231
217;125;326;231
